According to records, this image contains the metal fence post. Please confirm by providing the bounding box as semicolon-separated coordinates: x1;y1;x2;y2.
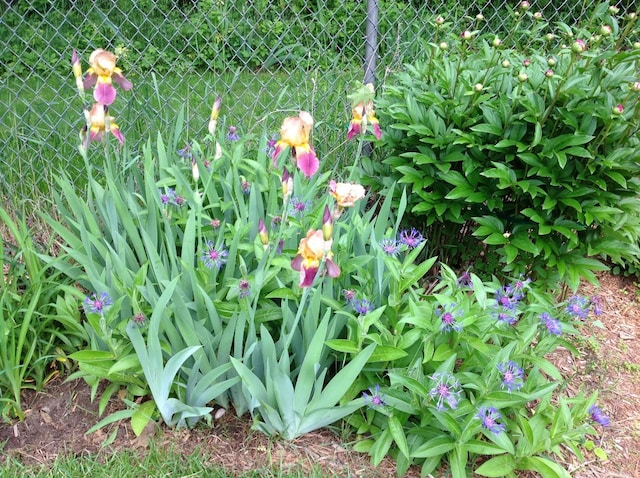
364;0;379;85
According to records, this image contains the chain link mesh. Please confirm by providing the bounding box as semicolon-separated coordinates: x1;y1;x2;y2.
1;0;603;201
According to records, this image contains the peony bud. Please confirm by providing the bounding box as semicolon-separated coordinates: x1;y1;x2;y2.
613;104;624;115
502;60;511;68
518;72;528;82
609;5;619;14
545;33;555;42
600;25;612;36
572;39;586;53
439;41;448;50
474;83;483;92
435;15;445;25
461;30;472;40
632;81;640;91
520;1;530;11
533;11;543;20
476;13;484;21
547;56;557;66
634;42;640;50
523;58;531;67
492;37;502;47
545;69;554;78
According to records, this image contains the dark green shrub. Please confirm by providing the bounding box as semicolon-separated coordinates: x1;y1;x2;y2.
375;3;640;289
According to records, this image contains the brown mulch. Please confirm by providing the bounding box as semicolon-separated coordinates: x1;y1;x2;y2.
0;273;638;477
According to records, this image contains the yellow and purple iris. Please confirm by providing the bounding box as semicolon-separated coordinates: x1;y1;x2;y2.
83;49;132;105
329;180;366;208
291;229;340;287
346;83;382;141
86;103;124;145
272;111;319;178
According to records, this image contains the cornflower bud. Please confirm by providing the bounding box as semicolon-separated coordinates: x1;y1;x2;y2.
518;72;528;82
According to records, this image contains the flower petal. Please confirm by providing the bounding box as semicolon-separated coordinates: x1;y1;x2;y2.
295;147;319;177
83;73;97;90
110;125;124;144
291;254;303;271
300;265;318;287
113;72;133;91
326;258;341;278
94;82;117;105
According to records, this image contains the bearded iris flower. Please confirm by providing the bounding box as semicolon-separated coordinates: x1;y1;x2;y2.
83;48;132;105
87;103;124;145
291;229;340;287
347;83;382;140
329;181;366;208
272;111;319;177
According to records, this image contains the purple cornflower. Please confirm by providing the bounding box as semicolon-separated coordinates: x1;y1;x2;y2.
238;279;251;298
436;303;462;332
288;196;312;217
398;228;424;248
540;312;562;336
497;361;524;393
265;134;278;156
590;295;603;316
241;180;251;195
351;298;374;315
566;295;589;319
84;292;112;316
201;241;228;269
131;312;146;327
495;309;518;325
428;372;462;411
456;270;474;289
343;289;356;302
588;405;610;426
227;126;240;141
159;187;176;205
477;406;506;434
379;238;401;256
495;284;522;310
173;194;185;207
363;384;385;407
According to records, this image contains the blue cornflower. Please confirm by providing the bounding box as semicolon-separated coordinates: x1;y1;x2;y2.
238;279;251;298
495;284;522;310
477;406;506;434
288;196;312;217
436;303;462;332
540;312;562;336
566;295;589;319
241;180;251;195
159;187;176;205
497;361;524;393
227;126;240;141
428;372;462;411
84;292;112;316
588;405;610;426
265;134;278;156
362;384;385;408
398;228;424;248
351;298;374;316
495;309;518;325
177;143;192;159
201;241;228;269
379;238;401;256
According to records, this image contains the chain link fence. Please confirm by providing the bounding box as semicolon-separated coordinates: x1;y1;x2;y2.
1;0;604;202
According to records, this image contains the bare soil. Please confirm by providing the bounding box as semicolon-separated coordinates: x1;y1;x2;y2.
0;273;638;477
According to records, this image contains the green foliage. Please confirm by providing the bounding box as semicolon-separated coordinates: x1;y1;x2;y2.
376;3;640;288
0;206;87;420
347;267;606;476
